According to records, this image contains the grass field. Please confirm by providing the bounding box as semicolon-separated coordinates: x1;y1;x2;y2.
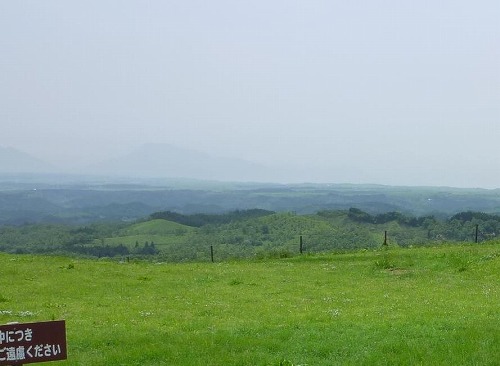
0;243;499;365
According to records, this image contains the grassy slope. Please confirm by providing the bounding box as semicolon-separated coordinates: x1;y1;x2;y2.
98;213;430;261
123;219;196;236
1;244;498;365
99;219;195;248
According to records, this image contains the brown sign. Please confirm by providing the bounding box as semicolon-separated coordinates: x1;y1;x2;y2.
0;320;67;365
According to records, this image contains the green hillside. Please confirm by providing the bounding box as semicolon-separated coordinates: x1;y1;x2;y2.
95;219;196;258
2;209;500;261
0;244;498;365
122;219;196;236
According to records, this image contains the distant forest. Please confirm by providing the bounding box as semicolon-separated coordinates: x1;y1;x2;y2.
1;179;500;226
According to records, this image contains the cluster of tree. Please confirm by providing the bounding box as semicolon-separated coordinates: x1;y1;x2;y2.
70;243;130;258
342;208;500;243
450;211;500;223
149;209;275;227
69;241;159;257
345;208;432;227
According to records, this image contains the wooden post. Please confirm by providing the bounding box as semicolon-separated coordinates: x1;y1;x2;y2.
299;235;303;254
210;245;214;262
475;224;479;243
383;231;388;246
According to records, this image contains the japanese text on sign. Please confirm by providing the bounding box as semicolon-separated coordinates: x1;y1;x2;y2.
0;320;67;365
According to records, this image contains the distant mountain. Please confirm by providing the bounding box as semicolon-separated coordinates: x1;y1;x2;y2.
0;146;57;174
86;143;280;182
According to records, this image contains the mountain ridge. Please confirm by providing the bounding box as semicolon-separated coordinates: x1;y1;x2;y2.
83;143;282;182
0;146;57;174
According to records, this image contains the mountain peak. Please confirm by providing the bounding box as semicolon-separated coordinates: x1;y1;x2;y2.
0;146;57;174
86;143;275;182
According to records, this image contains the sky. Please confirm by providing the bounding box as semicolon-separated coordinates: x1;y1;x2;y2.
1;1;499;187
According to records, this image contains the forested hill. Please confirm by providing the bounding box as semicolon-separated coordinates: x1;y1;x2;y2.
1;176;500;225
1;209;499;261
149;209;274;227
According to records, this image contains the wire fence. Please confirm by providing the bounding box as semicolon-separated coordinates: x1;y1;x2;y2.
154;224;494;263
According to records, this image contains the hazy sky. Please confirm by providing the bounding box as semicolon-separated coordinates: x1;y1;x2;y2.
1;1;499;187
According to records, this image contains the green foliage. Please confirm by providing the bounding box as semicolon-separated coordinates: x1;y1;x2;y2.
347;208;435;227
123;219;195;236
149;209;275;227
374;247;395;270
450;211;500;223
2;209;500;261
347;207;374;223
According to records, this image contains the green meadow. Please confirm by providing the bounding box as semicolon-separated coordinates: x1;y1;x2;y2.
1;243;499;365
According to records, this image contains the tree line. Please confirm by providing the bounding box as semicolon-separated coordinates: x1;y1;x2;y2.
149;209;274;227
1;209;499;260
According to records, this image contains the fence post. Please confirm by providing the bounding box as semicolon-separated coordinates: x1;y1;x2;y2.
383;231;388;246
475;225;479;243
210;245;214;262
299;235;303;254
